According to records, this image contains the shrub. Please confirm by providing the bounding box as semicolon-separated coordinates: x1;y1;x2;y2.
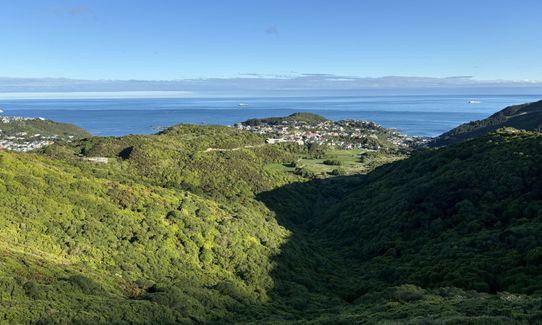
285;161;297;168
323;159;342;166
294;167;316;179
329;168;347;176
66;275;104;295
388;284;426;302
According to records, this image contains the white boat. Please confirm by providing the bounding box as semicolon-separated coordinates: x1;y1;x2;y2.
0;109;3;113
238;103;249;107
468;100;481;104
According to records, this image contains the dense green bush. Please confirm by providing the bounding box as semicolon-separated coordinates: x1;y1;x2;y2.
307;129;542;296
0;125;541;323
243;112;328;126
329;167;347;176
322;159;342;166
294;167;316;179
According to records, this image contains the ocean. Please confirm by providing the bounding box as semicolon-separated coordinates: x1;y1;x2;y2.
0;95;540;137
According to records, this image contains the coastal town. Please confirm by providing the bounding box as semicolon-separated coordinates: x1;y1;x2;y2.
0;137;54;152
236;114;430;151
0;116;76;152
1;113;430;153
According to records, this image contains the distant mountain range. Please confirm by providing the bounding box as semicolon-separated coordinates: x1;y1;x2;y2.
432;100;542;146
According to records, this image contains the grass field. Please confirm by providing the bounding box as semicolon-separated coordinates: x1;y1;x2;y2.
266;148;406;178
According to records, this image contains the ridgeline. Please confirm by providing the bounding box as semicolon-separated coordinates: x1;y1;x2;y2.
242;112;328;126
432;100;542;146
0;117;91;151
0;116;91;139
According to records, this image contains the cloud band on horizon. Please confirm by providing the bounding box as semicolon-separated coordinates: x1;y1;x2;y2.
0;74;541;99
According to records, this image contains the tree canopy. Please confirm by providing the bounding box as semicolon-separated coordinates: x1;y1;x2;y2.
0;123;541;323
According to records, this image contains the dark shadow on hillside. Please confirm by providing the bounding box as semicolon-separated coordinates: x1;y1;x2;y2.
257;175;366;227
229;173;371;321
225;132;542;321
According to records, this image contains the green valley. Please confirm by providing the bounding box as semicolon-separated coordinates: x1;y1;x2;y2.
3;0;542;323
0;114;541;323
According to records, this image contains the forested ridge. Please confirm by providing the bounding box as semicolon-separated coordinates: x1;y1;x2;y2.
0;122;541;323
242;112;328;126
433;100;542;146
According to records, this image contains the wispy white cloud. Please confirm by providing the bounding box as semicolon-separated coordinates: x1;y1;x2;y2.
0;75;541;98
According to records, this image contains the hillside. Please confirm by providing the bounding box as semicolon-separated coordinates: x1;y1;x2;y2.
0;116;91;151
0;124;541;323
242;112;328;126
239;112;428;152
0;116;91;139
0;125;302;324
309;128;542;295
254;128;542;322
432;100;542;146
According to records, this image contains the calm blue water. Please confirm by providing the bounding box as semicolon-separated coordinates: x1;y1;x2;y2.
0;95;540;137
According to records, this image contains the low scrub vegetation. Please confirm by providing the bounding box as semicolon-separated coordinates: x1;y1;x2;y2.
0;125;541;323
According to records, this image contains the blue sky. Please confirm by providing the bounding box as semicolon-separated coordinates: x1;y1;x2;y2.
1;0;541;81
0;0;541;97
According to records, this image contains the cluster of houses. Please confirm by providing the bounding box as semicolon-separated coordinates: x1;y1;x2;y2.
0;130;59;152
0;116;66;152
1;116;46;124
235;119;429;151
0;138;53;152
